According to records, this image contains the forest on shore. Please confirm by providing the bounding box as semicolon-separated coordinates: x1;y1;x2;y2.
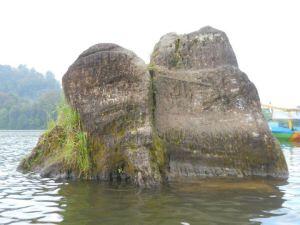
0;64;61;129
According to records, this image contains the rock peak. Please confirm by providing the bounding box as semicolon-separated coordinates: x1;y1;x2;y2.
79;43;124;58
198;25;223;33
151;26;238;70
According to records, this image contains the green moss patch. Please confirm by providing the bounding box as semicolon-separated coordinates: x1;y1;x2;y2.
20;99;91;178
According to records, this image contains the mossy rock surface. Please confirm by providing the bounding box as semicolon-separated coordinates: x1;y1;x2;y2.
19;125;67;177
20;44;163;187
150;26;288;179
20;27;288;188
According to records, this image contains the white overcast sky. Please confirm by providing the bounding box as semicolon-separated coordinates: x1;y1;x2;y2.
0;0;299;107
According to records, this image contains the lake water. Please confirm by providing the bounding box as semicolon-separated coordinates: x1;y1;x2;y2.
0;131;300;225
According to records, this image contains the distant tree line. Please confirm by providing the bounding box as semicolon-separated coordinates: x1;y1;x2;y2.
0;64;61;129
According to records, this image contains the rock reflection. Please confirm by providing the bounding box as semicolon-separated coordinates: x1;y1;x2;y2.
254;144;300;224
59;178;286;225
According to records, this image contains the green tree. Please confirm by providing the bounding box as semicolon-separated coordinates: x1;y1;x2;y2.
0;64;61;129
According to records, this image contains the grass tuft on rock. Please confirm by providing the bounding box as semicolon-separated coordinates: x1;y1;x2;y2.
20;99;91;177
53;100;91;176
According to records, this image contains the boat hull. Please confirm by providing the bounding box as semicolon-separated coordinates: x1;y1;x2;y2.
272;132;300;142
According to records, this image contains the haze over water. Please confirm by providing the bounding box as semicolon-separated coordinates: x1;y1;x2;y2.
0;130;299;225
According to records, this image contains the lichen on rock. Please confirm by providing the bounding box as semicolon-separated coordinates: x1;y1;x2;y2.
150;26;288;180
20;43;163;187
19;26;288;188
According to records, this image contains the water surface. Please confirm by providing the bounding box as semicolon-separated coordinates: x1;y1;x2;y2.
0;131;299;225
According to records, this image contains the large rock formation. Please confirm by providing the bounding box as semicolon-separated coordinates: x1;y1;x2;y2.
20;44;163;187
63;43;163;187
150;26;288;179
19;26;288;187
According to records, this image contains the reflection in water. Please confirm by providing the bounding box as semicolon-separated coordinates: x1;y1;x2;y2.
0;131;300;225
255;143;300;225
59;180;286;225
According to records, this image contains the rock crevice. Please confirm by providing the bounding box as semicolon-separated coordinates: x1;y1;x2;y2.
150;26;287;180
19;27;288;186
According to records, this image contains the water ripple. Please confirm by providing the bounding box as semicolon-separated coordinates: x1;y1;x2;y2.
1;131;300;225
0;131;65;225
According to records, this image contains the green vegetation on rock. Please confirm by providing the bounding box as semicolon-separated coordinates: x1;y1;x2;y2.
170;38;182;68
19;28;288;186
55;101;91;175
20;100;91;178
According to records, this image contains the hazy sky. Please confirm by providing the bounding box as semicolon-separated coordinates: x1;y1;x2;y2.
0;0;299;107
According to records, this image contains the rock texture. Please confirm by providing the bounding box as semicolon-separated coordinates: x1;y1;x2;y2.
19;44;163;188
150;26;288;179
62;43;161;187
19;26;288;187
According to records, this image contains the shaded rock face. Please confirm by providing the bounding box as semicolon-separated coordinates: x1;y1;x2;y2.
62;44;161;187
150;26;288;179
